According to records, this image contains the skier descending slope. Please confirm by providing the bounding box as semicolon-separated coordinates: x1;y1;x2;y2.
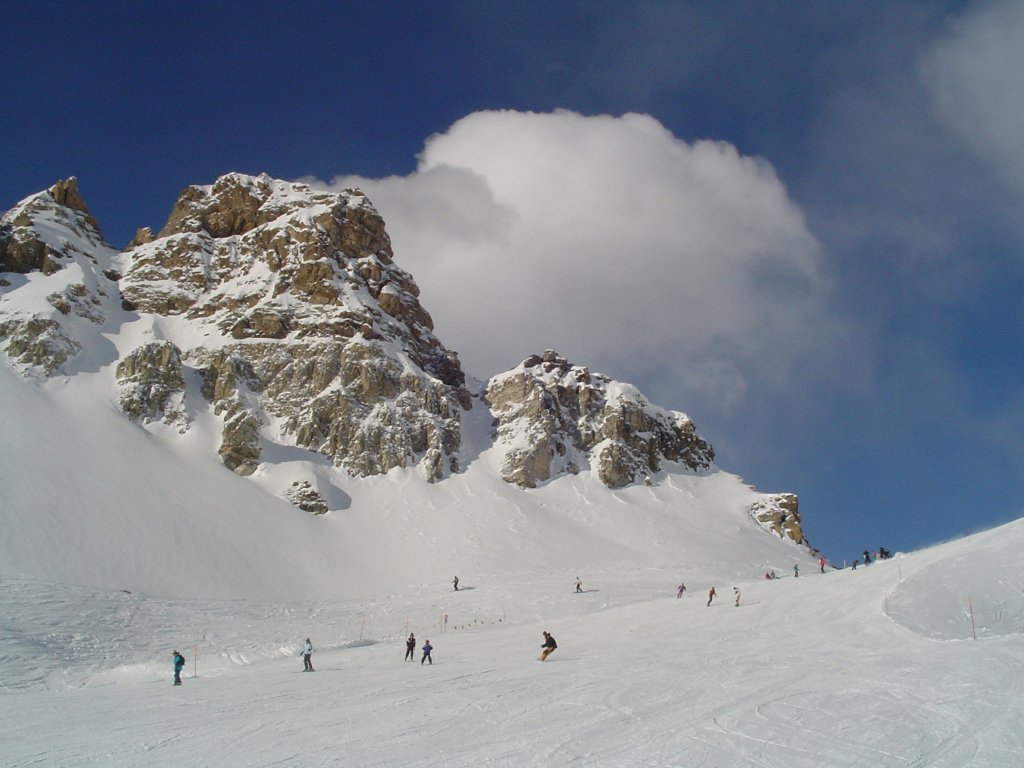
707;587;716;606
539;631;557;661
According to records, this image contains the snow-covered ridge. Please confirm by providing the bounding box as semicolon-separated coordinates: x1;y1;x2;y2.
2;173;810;602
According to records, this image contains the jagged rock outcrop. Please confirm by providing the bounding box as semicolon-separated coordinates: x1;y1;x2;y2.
485;350;715;489
0;179;117;374
119;173;466;481
2;174;805;532
748;493;805;545
0;178;102;275
286;481;329;515
116;341;187;425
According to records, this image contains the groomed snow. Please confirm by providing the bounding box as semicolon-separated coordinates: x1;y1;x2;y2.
1;519;1022;767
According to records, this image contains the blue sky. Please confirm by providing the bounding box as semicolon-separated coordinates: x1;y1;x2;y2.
3;1;1022;561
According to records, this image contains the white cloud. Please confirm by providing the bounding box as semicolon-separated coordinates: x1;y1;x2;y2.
322;110;824;410
921;0;1024;200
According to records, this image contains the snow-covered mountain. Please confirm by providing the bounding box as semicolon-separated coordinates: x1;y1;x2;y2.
2;176;1021;767
1;174;810;599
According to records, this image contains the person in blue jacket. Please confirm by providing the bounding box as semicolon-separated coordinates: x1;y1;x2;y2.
421;639;433;665
172;650;185;686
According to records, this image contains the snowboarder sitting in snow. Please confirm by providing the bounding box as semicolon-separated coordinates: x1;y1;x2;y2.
421;639;433;665
539;631;557;661
405;633;416;662
172;650;185;686
302;638;314;671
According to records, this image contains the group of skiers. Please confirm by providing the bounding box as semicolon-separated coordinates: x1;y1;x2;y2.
405;633;433;664
703;586;741;607
171;552;903;684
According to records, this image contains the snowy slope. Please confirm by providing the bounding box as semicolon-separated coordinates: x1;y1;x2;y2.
3;176;1020;765
0;342;810;600
0;519;1021;767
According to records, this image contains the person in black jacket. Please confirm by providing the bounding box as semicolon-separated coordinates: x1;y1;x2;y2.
539;631;557;661
405;633;416;662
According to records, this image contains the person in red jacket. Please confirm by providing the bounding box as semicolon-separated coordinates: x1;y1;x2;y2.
707;586;716;606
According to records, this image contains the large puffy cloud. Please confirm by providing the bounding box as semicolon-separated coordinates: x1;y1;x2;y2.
322;110;825;411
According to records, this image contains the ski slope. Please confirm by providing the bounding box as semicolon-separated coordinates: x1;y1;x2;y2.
2;518;1022;767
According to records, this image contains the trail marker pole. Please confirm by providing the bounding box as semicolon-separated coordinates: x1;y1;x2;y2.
968;597;977;640
193;642;198;679
359;616;366;641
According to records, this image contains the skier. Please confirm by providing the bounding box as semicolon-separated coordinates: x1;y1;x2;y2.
733;587;741;607
539;631;557;661
302;638;314;672
863;549;871;565
852;558;859;571
172;650;185;686
575;577;583;594
421;639;433;665
453;576;459;591
707;586;716;606
818;556;826;574
677;582;687;598
794;564;800;578
405;633;416;662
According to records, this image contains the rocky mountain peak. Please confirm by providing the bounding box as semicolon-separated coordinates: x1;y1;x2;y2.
485;350;715;488
1;177;108;275
1;174;804;541
112;172;468;481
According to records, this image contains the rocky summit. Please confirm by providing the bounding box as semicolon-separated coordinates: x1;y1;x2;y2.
485;351;714;489
0;173;806;545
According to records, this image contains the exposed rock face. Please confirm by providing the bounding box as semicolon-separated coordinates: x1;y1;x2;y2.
116;341;187;425
0;178;117;374
0;178;102;275
485;350;715;489
119;173;466;481
748;493;805;545
286;481;329;515
0;317;81;375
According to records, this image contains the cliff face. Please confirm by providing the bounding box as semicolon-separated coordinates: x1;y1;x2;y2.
116;173;467;481
485;350;714;489
0;173;805;545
